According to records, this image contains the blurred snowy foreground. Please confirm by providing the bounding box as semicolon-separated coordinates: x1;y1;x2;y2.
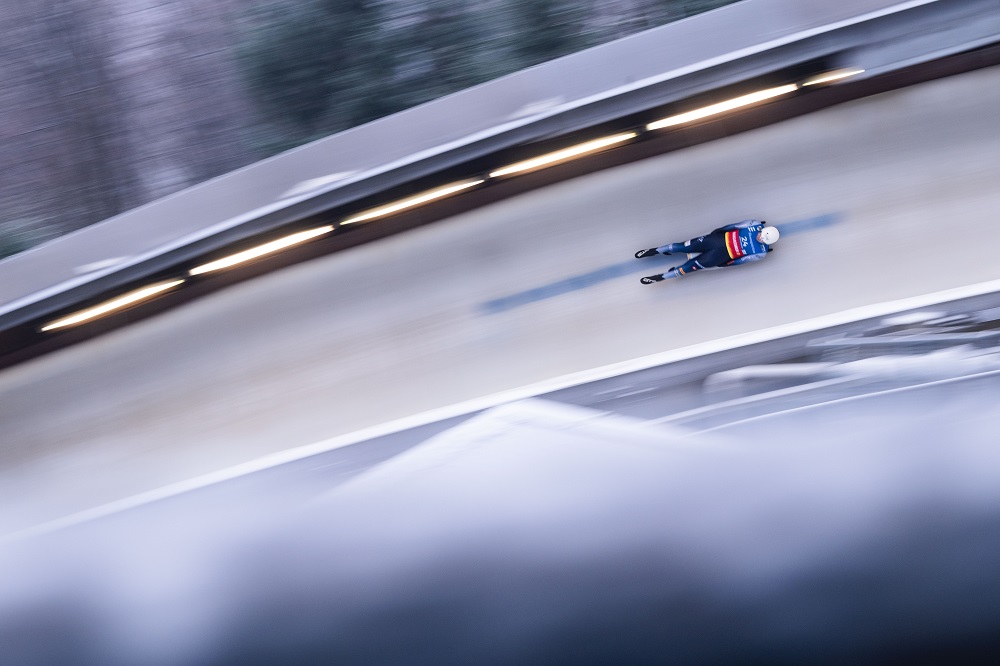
3;388;1000;664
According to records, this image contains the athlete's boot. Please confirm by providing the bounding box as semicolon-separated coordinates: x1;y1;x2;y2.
634;248;659;259
640;274;666;284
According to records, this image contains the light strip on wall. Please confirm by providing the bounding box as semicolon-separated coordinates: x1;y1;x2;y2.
41;280;185;332
801;68;866;86
646;84;799;131
189;226;334;276
489;132;637;178
341;180;485;225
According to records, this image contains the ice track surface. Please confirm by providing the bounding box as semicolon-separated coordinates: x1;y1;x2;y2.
1;66;999;535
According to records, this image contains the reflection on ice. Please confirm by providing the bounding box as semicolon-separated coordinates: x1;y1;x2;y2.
704;304;1000;404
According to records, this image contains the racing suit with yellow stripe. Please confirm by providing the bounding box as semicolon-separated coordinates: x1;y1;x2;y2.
653;219;772;280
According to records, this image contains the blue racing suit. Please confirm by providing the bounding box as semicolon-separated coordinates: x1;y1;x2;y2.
655;219;772;279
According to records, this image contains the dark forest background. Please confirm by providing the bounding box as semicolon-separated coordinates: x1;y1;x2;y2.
0;0;737;259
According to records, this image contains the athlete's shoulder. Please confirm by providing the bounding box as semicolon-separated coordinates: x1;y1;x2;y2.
719;219;763;231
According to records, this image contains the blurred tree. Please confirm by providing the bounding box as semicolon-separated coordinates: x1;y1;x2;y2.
236;0;741;158
113;0;257;202
679;0;737;15
625;0;737;33
0;218;53;261
382;0;495;105
238;0;394;152
43;2;139;226
506;0;589;69
1;0;137;244
1;0;744;258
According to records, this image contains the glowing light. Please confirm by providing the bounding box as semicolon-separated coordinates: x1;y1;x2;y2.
646;84;799;131
801;69;866;86
41;280;185;332
490;133;637;178
189;226;334;275
341;180;485;225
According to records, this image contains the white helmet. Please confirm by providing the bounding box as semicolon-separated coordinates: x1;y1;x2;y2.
759;226;780;244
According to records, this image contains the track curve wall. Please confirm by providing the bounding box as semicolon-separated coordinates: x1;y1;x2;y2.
1;65;998;534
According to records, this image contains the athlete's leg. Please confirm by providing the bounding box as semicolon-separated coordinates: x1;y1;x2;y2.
663;254;706;278
638;231;721;261
641;255;704;283
657;235;710;255
641;247;731;283
636;242;696;259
